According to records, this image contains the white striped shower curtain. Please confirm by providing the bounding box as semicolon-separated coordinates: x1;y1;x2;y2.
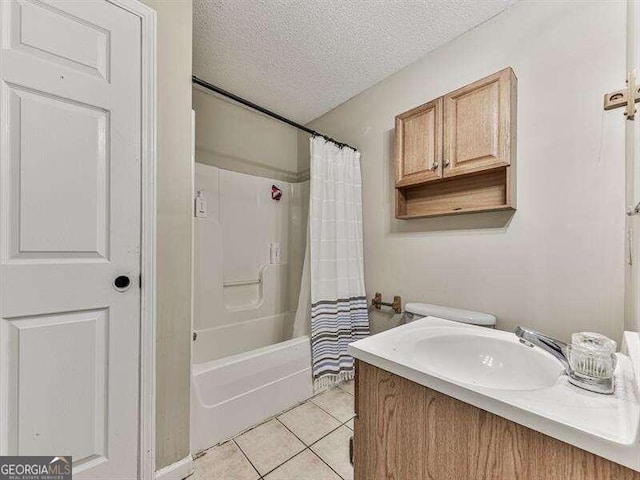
294;136;369;391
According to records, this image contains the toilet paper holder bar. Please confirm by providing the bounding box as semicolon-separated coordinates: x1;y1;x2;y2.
372;292;402;314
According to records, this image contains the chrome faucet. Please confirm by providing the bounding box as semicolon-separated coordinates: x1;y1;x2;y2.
515;326;570;371
515;326;615;394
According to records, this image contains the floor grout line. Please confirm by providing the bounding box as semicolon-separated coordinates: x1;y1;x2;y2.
224;388;324;450
260;446;310;478
310;423;353;480
274;416;310;446
307;446;347;480
258;445;347;480
235;417;307;478
231;399;332;478
275;415;341;449
336;383;355;397
311;401;356;426
232;438;264;479
276;413;353;480
273;396;353;479
310;418;354;448
194;382;354;480
309;392;356;425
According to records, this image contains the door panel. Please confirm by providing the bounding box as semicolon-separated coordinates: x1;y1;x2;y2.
452;81;499;165
10;0;110;80
403;108;436;175
9;310;108;466
444;68;515;177
395;98;442;187
0;1;142;478
8;85;109;259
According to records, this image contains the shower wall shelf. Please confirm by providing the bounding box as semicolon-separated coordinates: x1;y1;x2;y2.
394;67;517;219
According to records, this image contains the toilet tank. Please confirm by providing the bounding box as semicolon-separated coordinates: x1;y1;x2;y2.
405;302;496;327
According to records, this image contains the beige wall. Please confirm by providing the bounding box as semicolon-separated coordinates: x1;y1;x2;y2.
145;0;629;468
143;0;193;470
625;0;640;334
193;88;303;182
308;1;627;342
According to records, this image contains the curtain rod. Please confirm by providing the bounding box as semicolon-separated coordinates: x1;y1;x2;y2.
192;75;357;152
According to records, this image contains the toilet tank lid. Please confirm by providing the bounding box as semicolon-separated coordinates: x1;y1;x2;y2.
405;303;497;326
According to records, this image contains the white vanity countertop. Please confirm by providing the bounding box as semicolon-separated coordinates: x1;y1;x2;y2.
348;318;640;472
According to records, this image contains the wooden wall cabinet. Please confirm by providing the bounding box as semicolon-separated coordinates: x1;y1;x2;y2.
354;360;640;480
395;68;517;219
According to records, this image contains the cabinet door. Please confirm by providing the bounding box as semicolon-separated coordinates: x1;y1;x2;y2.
395;98;443;187
443;68;516;177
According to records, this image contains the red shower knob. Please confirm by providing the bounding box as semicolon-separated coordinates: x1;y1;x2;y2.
271;185;282;201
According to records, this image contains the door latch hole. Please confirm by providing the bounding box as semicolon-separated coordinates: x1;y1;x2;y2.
114;275;131;291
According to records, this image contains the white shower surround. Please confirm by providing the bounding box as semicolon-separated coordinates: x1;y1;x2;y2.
191;164;311;452
193;164;309;363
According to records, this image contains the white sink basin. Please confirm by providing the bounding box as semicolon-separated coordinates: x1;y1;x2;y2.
348;317;640;472
413;332;564;390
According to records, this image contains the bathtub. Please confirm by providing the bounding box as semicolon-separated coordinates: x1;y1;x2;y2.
190;336;313;454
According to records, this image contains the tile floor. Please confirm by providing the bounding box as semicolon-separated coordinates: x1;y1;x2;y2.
193;381;355;480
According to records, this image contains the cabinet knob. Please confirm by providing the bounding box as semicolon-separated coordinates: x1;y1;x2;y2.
431;162;439;171
443;159;450;168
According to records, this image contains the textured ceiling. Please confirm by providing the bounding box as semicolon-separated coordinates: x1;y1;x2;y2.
193;0;515;123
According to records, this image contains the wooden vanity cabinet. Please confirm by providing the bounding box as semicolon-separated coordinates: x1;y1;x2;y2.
395;98;443;188
394;67;517;219
353;360;640;480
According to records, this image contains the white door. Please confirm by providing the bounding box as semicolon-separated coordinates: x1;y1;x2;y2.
0;1;142;479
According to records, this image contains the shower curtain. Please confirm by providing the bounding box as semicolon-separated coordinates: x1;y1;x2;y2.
294;136;369;390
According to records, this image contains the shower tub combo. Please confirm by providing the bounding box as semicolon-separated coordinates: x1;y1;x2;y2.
191;164;312;453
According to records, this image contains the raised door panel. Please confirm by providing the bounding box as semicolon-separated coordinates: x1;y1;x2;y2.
395;98;442;187
7;85;109;260
7;310;108;465
444;68;516;177
10;0;110;80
